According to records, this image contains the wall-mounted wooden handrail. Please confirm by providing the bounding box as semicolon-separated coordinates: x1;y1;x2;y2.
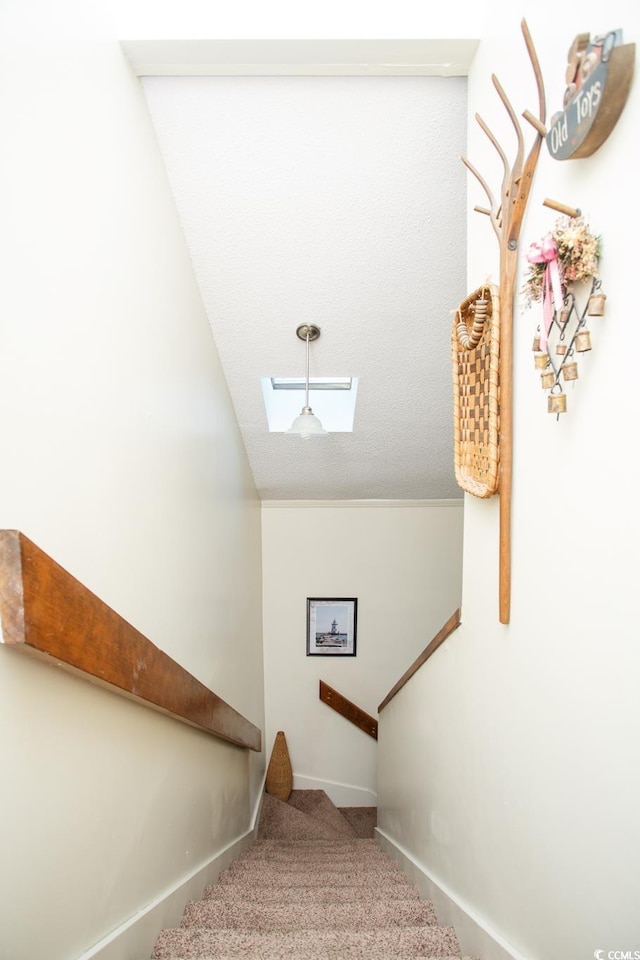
0;530;261;751
319;680;378;740
378;608;461;712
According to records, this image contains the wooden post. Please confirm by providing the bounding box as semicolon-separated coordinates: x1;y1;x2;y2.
462;19;546;623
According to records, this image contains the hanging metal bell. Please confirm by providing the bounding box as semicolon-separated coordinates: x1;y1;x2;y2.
534;352;550;370
532;335;541;351
575;330;592;352
541;371;555;389
556;343;568;355
548;392;567;414
562;361;579;381
588;293;606;316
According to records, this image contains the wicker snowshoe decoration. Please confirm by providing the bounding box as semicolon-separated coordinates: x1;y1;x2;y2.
452;283;500;498
265;730;293;802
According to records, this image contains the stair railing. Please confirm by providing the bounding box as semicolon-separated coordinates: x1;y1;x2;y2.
0;530;261;751
378;609;461;712
319;610;462;734
319;680;378;740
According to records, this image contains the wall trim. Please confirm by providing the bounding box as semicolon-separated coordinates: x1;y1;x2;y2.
75;832;253;960
250;770;268;836
294;773;377;807
262;499;463;509
375;828;529;960
121;39;479;79
77;771;267;960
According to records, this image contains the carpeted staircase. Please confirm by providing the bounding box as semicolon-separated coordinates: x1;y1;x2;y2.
150;789;477;959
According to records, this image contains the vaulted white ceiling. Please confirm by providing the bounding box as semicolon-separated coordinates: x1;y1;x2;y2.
127;41;474;500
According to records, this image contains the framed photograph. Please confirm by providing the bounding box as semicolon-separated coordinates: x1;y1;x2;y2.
306;598;358;657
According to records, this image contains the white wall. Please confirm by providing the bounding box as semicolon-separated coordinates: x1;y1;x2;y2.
262;501;463;805
0;31;264;960
378;4;640;959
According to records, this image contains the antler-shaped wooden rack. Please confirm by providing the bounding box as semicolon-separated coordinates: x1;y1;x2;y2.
462;19;546;624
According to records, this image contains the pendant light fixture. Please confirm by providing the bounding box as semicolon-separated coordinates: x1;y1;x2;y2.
286;324;327;438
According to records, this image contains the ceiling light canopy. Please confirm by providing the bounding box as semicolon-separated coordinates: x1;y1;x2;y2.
286;324;328;439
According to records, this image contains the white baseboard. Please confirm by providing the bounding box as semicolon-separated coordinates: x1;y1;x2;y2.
251;771;267;836
375;828;529;960
293;773;377;807
78;773;267;960
76;832;253;960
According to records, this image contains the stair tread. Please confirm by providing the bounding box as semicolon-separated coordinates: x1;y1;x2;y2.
218;868;412;887
151;792;474;959
337;805;377;838
258;792;357;841
252;838;377;847
181;898;437;930
152;924;460;958
286;790;358;836
203;881;422;903
238;847;389;862
223;858;402;876
236;856;389;866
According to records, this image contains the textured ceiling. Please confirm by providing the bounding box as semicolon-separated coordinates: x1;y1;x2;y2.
141;72;468;500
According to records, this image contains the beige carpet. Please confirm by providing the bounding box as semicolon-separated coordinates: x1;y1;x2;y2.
338;805;377;838
257;791;357;841
150;790;480;959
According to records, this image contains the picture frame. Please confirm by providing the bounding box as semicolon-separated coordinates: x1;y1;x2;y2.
306;598;358;657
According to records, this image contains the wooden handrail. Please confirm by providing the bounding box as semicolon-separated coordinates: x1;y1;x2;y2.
378;609;461;712
319;680;378;740
0;530;261;751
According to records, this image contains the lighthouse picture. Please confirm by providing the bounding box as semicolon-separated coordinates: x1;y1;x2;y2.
306;598;358;657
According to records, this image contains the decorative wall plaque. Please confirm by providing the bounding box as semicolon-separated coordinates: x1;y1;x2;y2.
546;29;635;160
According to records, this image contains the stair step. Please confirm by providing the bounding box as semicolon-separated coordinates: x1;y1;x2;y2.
203;881;422;903
338;805;377;838
181;898;437;931
222;857;402;878
253;838;378;848
240;843;387;860
152;924;461;958
218;867;411;887
249;842;379;854
236;853;391;867
160;957;474;960
286;790;358;837
150;791;475;960
238;851;389;865
257;792;357;841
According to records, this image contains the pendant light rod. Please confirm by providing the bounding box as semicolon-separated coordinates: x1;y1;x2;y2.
287;324;327;438
305;330;310;408
295;324;321;411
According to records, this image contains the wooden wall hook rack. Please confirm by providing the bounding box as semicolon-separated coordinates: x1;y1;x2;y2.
543;198;582;218
461;19;546;624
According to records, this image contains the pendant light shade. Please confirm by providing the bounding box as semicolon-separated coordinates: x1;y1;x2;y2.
287;407;327;438
287;324;327;438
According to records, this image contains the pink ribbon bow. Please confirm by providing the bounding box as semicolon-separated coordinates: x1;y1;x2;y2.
526;236;564;350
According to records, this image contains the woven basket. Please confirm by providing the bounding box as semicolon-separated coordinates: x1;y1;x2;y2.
452;283;500;498
265;730;293;802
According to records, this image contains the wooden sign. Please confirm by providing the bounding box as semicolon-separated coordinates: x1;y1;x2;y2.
546;29;635;160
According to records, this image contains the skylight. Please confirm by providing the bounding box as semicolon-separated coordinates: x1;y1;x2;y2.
261;377;358;432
